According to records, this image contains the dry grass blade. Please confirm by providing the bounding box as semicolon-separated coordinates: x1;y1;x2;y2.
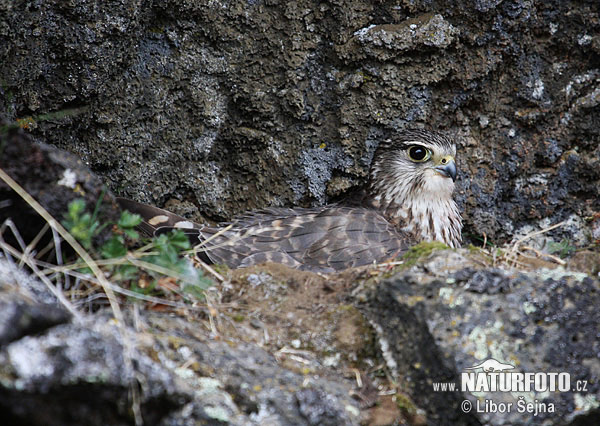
0;168;122;321
468;221;569;270
33;242;215;308
126;256;199;285
498;221;567;269
0;167;143;426
520;245;567;265
55;267;209;311
205;291;220;337
188;223;234;252
510;221;566;253
0;221;81;319
192;256;225;282
22;221;49;263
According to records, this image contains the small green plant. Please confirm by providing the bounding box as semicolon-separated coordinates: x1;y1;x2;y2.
465;233;496;249
61;198;105;249
101;210;143;258
547;239;576;259
139;230;213;297
62;198;213;303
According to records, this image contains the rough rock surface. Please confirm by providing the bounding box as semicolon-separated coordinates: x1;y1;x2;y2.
0;259;362;426
361;250;600;425
1;242;598;425
1;1;599;425
1;0;598;246
0;124;120;245
0;260;71;346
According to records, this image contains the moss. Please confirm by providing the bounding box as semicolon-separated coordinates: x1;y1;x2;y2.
231;314;245;322
358;70;373;82
367;242;449;280
467;243;481;253
400;241;449;269
395;392;418;418
335;304;356;313
211;263;230;276
167;335;187;349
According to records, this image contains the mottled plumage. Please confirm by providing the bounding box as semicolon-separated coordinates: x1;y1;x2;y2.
117;129;462;273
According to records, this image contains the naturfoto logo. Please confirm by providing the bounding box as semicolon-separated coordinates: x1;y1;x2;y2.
461;358;570;393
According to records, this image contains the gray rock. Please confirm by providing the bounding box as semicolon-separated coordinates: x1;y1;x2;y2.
0;260;360;426
353;14;457;60
362;249;600;425
0;260;70;346
0;311;189;425
0;124;120;247
148;314;360;426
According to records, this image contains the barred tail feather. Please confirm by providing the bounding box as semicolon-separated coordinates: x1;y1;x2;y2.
116;197;199;237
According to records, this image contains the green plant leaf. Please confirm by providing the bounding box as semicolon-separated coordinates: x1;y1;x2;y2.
547;239;575;259
115;264;139;281
124;228;139;240
62;199;101;250
101;235;127;258
118;210;142;229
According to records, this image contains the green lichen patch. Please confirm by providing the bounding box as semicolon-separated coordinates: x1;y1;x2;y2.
400;241;450;269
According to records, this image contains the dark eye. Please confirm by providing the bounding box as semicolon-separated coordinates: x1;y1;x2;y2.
407;145;431;162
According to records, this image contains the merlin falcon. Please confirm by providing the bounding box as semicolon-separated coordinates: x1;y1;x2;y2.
117;129;462;273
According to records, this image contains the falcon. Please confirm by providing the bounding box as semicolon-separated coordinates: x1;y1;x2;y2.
117;129;462;273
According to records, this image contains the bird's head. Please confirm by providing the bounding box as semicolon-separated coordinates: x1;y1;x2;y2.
368;129;458;208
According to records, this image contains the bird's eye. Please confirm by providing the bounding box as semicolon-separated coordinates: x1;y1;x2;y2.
407;145;431;162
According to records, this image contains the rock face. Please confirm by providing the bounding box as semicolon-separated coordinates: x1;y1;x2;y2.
361;250;600;425
1;1;599;425
1;1;598;245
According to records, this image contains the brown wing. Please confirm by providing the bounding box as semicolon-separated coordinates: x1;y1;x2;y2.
301;207;411;270
200;206;412;272
117;198;413;272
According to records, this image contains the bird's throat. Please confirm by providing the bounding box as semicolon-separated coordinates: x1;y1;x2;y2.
370;190;462;248
397;197;462;248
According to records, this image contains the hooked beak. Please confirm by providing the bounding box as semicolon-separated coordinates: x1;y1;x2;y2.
434;156;457;182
